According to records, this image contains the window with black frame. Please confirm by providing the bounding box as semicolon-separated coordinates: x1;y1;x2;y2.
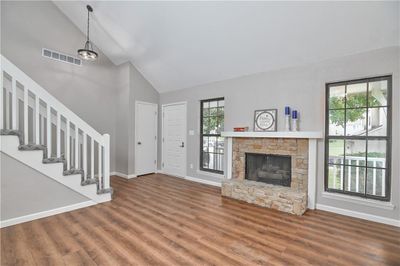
325;76;392;201
200;98;224;174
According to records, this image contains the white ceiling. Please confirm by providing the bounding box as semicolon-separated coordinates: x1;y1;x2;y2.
54;1;399;93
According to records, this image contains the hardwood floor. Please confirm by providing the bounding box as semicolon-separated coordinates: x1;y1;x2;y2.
1;174;400;266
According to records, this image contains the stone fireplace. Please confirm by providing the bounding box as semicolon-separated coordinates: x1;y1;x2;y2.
220;131;322;216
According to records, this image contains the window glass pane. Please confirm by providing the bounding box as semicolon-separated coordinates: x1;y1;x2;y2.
202;137;209;152
346;108;367;136
216;137;224;154
346;83;367;108
369;80;388;107
202;101;209;109
209;107;218;117
327;164;344;190
367;140;386;168
328;139;344;164
217;107;224;117
329;85;345;109
367;167;386;197
216;116;224;134
218;100;225;107
345;139;366;166
329;110;345;136
202;152;210;168
215;154;224;171
219;113;224;132
202;117;211;134
367;107;387;136
203;117;223;134
344;166;366;194
207;136;217;153
203;107;209;117
209;101;218;108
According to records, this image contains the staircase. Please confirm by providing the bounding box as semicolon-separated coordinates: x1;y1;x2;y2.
0;55;112;203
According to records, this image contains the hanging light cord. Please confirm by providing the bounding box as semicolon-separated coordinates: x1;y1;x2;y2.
86;7;90;42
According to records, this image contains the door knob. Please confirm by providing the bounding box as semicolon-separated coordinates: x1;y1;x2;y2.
137;141;142;145
180;142;185;148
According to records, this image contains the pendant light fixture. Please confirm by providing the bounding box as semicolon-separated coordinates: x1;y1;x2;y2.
78;5;98;61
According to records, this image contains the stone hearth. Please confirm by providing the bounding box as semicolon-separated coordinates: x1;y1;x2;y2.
221;179;307;215
221;136;311;215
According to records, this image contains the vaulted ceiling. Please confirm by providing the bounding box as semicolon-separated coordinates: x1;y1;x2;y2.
54;1;399;93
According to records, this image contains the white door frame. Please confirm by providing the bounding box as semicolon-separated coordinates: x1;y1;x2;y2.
161;101;187;178
135;101;158;176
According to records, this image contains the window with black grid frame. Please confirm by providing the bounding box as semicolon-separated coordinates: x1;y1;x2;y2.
200;97;224;174
325;76;392;201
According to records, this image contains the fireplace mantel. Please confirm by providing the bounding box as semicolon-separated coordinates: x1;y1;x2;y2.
222;131;323;210
221;131;323;139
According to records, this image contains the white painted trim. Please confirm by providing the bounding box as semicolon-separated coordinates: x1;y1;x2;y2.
226;137;233;179
221;131;323;139
161;102;187;178
196;169;225;179
307;139;317;209
0;200;96;228
316;204;400;227
185;175;222;187
110;171;137;179
321;192;396;210
134;101;158;176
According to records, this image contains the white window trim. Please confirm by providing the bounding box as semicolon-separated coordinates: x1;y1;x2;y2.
321;191;395;210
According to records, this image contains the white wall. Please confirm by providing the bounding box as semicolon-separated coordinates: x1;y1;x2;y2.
115;63;130;174
1;1;161;176
115;63;159;176
159;46;400;220
1;1;119;171
1;152;89;221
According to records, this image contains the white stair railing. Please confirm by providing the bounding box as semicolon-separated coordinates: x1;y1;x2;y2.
1;55;110;192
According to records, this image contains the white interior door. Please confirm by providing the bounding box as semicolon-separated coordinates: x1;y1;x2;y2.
162;102;186;178
135;101;158;176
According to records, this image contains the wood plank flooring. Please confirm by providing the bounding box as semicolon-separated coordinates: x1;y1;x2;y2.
1;174;400;265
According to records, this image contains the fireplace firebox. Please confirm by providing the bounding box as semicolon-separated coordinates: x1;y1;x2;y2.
245;153;291;187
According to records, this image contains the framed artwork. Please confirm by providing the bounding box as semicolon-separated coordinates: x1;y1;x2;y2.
254;109;277;131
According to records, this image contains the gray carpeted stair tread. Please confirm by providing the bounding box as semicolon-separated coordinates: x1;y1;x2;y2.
43;157;65;164
0;129;24;144
81;178;98;186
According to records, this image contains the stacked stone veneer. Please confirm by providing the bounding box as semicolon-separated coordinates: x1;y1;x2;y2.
221;138;309;215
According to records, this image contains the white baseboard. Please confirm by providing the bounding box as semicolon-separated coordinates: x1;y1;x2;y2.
110;171;137;179
0;200;97;228
316;204;400;227
185;175;222;187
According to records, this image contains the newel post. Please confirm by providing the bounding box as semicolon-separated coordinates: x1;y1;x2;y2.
103;133;111;189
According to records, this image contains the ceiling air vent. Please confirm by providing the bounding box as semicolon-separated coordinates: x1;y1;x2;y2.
42;48;82;66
